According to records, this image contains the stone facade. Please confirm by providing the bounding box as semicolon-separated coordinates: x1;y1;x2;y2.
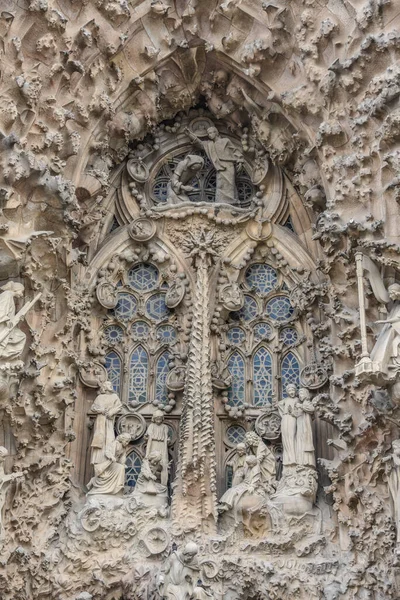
0;1;400;598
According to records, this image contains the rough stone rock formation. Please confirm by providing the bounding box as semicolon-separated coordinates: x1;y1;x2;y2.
0;1;400;598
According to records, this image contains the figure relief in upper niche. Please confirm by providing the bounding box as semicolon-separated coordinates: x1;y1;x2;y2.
90;381;123;472
166;155;204;205
185;126;243;204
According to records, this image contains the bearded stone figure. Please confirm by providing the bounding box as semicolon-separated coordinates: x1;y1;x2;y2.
87;433;131;496
90;381;122;472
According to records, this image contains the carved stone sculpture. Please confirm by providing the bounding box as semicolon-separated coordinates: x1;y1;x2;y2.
158;542;200;600
371;284;400;376
133;451;168;508
296;387;316;468
0;283;27;362
90;382;122;472
186;126;242;204
227;442;246;487
145;410;169;486
278;384;299;466
166;155;204;204
384;440;400;551
0;447;23;534
87;433;131;496
244;431;276;486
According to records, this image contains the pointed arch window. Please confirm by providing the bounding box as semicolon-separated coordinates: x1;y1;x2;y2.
155;351;171;405
227;351;246;406
253;346;273;406
105;351;122;394
281;351;300;396
129;346;149;404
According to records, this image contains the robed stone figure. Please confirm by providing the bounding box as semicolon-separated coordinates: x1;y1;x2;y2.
90;382;122;472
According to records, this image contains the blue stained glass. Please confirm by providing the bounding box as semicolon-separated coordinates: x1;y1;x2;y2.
280;327;298;346
128;263;159;292
105;351;121;394
125;451;142;489
146;293;169;321
104;325;123;344
226;424;246;445
226;465;233;489
157;325;177;344
265;296;293;322
230;295;258;322
253;322;273;342
253;347;273;406
155;351;170;404
227;327;246;345
152;178;169;203
245;264;278;294
131;321;150;340
281;352;300;396
227;351;246;406
129;345;148;404
113;293;137;321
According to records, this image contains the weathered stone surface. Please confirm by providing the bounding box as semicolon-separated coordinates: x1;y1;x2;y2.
0;1;400;598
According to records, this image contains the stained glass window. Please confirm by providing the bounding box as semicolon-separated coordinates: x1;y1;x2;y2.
279;327;298;346
128;263;159;292
129;346;148;404
105;351;121;394
227;351;246;406
157;325;177;344
131;321;150;340
145;293;169;321
226;465;233;489
245;264;278;294
281;352;300;396
155;351;170;404
125;451;142;489
104;325;123;344
253;322;273;342
113;293;137;321
227;327;246;345
226;424;246;445
231;295;258;322
265;296;293;322
253;347;273;406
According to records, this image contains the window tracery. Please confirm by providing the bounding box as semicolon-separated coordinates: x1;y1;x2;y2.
224;263;304;408
103;262;179;407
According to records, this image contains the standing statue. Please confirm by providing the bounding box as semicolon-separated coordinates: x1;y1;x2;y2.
87;433;131;496
295;387;316;468
145;410;169;486
278;384;299;466
0;447;23;533
0;283;40;362
90;381;122;472
185;126;242;204
383;440;400;549
158;542;200;600
227;442;247;487
166;155;204;204
371;283;400;375
244;431;276;485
